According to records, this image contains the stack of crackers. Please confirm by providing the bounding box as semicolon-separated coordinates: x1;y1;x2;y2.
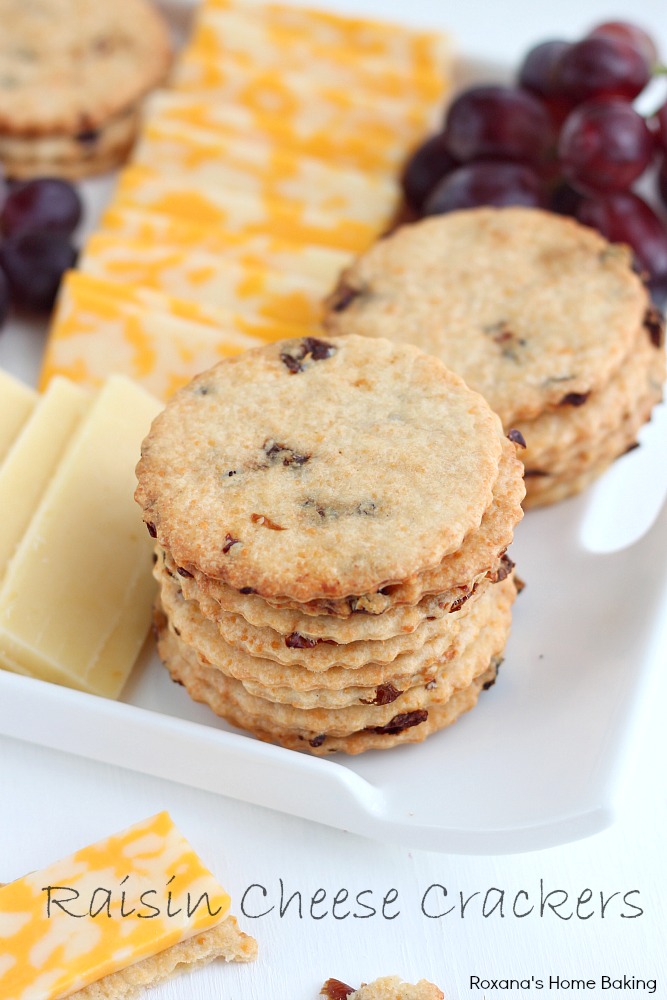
0;0;172;179
135;335;525;755
324;208;666;508
40;0;452;398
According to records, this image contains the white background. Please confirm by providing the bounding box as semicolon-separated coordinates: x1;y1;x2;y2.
1;1;667;998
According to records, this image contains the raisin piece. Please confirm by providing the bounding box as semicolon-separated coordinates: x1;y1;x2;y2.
450;589;473;613
361;683;402;706
239;587;256;595
177;566;193;578
321;980;356;1000
644;305;665;348
280;337;337;373
285;632;318;649
372;710;428;735
507;428;527;448
251;513;285;530
222;533;240;553
76;128;99;145
495;553;515;582
524;468;549;478
309;733;326;748
559;392;589;406
146;521;157;538
263;439;310;466
328;281;360;313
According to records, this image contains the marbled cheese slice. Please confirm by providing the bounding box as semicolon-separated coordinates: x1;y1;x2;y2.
0;375;161;697
0;369;37;464
144;88;428;173
0;811;230;1000
0;377;89;579
98;204;350;284
80;231;327;325
133;119;399;225
113;164;380;252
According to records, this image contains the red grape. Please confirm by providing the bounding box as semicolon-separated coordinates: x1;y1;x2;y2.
423;161;545;215
0;231;77;312
401;133;458;212
518;39;571;98
1;178;82;238
442;85;553;165
558;99;654;195
549;180;585;216
588;21;658;67
575;191;667;294
554;36;651;102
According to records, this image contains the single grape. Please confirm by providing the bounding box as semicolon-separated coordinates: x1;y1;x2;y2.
554;36;651;102
0;231;77;312
0;268;9;329
401;133;458;213
423;161;545;215
575;191;667;295
558;99;654;195
518;39;571;97
442;85;553;165
1;177;82;238
588;21;658;67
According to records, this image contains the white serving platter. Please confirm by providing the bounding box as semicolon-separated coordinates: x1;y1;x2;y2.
0;3;666;854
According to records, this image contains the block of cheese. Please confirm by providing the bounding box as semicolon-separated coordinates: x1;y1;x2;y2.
0;812;232;999
41;272;314;398
80;231;328;325
133;119;400;225
0;376;89;578
0;368;37;464
144;89;428;173
113;164;381;252
0;375;162;697
188;4;449;104
99;205;350;284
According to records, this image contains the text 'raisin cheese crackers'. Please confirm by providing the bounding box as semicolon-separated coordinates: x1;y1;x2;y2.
324;207;666;508
135;334;525;755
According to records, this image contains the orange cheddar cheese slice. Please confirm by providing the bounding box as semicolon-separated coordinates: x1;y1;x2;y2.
0;812;230;999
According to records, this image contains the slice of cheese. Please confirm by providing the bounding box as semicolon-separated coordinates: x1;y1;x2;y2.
0;375;161;697
98;205;350;284
133;119;400;225
144;89;427;173
80;232;328;326
188;5;449;104
0;369;37;464
0;811;230;1000
113;165;378;252
0;376;89;580
40;272;312;398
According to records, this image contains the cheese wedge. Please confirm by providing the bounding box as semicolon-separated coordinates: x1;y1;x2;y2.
133;119;400;225
188;5;449;104
41;272;313;398
0;376;89;579
80;232;327;325
144;88;427;173
98;205;350;284
0;368;37;464
0;375;161;697
113;164;383;252
0;812;231;999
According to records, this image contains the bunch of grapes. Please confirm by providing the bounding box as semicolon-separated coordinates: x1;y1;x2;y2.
402;20;667;304
0;177;81;327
